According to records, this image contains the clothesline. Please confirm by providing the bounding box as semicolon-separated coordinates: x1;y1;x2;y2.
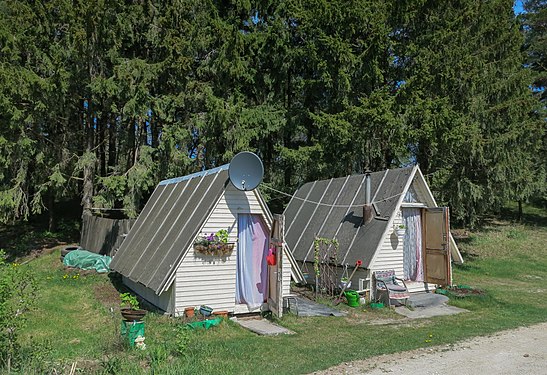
259;185;405;208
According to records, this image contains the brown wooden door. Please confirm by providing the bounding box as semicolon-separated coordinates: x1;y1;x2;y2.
423;207;451;286
268;214;284;317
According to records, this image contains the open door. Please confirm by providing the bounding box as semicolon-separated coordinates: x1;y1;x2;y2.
423;207;451;286
267;214;284;318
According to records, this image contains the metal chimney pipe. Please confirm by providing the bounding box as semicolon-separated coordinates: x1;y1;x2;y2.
363;170;373;224
365;171;371;204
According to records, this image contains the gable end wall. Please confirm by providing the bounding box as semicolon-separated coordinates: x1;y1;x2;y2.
173;186;291;316
368;177;435;294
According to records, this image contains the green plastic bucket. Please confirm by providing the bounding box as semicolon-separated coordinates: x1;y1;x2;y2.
121;320;145;347
344;290;360;307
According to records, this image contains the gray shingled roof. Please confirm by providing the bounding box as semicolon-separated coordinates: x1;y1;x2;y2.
283;167;413;268
110;165;230;294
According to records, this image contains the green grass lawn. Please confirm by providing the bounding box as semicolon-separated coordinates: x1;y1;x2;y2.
9;205;547;374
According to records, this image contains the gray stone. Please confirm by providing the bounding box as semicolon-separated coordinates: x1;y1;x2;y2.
287;296;347;317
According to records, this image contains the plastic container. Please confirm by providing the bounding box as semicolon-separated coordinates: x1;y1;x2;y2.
199;305;213;317
121;320;145;347
186;317;222;329
344;290;360;307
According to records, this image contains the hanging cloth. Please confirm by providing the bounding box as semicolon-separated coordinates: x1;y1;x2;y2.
402;208;423;282
236;214;269;309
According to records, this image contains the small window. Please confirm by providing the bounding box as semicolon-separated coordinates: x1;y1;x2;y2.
403;186;418;203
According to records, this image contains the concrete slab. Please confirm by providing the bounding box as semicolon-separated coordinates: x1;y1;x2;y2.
395;304;468;319
287;296;347;317
231;317;295;336
395;292;468;319
407;292;449;308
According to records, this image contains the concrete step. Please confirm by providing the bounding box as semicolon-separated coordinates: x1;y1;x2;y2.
407;292;449;308
231;317;295;336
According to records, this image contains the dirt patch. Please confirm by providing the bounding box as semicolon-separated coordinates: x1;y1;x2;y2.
446;285;486;298
93;282;121;310
19;244;67;264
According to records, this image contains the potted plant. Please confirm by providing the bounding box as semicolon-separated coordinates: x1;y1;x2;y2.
339;277;352;290
120;292;147;321
184;306;196;318
193;229;234;256
395;224;406;237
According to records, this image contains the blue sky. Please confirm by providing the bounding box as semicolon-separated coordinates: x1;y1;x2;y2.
514;0;524;15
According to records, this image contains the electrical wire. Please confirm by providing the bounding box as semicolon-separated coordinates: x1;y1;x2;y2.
259;184;404;208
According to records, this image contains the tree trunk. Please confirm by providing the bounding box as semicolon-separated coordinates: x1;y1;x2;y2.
518;200;523;223
48;189;55;232
98;115;106;177
108;115;117;170
127;119;136;170
82;99;95;217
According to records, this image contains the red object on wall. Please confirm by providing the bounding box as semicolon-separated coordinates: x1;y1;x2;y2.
266;248;276;266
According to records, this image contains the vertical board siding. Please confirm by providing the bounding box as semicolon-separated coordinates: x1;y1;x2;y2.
80;215;135;256
173;185;292;316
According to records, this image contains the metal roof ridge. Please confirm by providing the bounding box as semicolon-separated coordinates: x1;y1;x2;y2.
159;164;230;186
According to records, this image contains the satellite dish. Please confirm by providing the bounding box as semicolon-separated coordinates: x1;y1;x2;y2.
229;152;264;191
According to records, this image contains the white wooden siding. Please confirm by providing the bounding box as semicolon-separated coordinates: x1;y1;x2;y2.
281;251;291;296
173;185;292;316
369;215;405;279
368;179;435;294
123;276;173;313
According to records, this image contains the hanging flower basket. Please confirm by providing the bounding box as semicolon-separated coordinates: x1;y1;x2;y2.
194;243;234;256
194;230;234;256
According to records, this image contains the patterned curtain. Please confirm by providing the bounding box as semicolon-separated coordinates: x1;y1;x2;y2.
402;208;423;281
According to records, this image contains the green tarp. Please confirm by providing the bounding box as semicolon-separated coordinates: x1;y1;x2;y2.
63;249;112;273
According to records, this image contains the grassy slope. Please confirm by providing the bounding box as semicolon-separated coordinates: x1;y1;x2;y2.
13;205;547;374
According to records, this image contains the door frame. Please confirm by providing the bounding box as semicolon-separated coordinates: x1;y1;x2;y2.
267;214;284;318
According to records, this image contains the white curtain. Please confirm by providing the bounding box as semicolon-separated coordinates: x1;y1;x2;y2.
236;214;269;309
403;208;423;281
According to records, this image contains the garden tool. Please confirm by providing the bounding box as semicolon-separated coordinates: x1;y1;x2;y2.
334;260;362;305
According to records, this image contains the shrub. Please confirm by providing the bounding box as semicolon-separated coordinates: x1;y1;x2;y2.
0;250;37;372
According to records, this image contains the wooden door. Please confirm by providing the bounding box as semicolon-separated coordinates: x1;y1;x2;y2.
423;207;451;286
267;214;284;318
